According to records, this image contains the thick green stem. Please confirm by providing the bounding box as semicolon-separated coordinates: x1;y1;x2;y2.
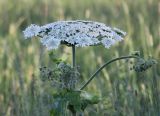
80;55;140;90
72;45;76;68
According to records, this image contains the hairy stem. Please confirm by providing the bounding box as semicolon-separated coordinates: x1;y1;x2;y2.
72;45;76;68
80;55;140;90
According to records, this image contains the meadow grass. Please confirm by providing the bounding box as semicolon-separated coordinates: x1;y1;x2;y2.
0;0;159;115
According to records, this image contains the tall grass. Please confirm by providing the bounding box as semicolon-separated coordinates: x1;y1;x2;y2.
0;0;159;115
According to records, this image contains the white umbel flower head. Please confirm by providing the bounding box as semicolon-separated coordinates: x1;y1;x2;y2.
23;20;126;50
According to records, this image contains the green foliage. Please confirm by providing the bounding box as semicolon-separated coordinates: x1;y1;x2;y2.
50;90;101;115
40;59;102;114
80;91;101;111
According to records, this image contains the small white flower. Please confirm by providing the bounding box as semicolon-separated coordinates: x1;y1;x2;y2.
44;38;61;50
23;20;126;50
101;38;116;48
112;31;123;41
23;24;40;39
75;35;93;47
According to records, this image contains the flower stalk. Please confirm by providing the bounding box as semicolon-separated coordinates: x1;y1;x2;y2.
80;55;140;90
72;45;76;68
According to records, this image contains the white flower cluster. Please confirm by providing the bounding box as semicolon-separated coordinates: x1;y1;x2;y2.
23;20;126;50
23;24;41;38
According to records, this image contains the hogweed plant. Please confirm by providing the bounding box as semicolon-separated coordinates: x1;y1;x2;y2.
23;20;157;116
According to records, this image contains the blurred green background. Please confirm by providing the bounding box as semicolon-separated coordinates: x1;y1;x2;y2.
0;0;160;115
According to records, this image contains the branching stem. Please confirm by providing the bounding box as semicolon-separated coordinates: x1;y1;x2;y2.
80;55;140;90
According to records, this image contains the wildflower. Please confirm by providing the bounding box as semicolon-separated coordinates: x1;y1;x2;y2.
40;62;80;90
23;20;126;50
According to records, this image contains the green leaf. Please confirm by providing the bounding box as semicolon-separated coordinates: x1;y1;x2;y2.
80;91;101;111
81;91;101;104
52;90;82;114
50;90;101;114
